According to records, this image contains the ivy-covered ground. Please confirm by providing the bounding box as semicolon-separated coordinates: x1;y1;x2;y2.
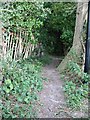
0;55;44;118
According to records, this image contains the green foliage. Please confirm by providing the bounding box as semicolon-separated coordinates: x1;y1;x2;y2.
62;61;89;109
66;62;89;84
0;55;44;118
64;81;88;108
40;2;76;55
32;54;51;66
61;30;74;48
2;2;46;29
1;2;47;45
3;79;13;94
1;2;76;56
37;55;51;65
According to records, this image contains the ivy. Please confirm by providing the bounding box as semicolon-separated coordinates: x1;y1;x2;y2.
62;61;89;109
0;55;44;118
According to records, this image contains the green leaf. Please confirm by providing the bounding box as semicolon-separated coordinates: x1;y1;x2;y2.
24;97;29;104
17;97;23;102
9;84;13;90
5;79;12;84
5;88;10;93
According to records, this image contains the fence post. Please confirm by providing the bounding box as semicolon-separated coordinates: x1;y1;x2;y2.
84;1;90;74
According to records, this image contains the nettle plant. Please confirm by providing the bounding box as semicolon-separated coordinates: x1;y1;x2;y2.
63;61;89;108
0;55;44;118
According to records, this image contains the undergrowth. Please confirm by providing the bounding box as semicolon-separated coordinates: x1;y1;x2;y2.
27;54;51;66
0;55;44;118
62;61;89;109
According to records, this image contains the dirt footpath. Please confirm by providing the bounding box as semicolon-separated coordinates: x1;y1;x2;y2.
37;57;71;118
36;56;88;118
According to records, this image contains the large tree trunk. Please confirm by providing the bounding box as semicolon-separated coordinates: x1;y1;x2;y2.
58;2;88;73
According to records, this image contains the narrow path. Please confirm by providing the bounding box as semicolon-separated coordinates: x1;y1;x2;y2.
36;56;88;118
37;56;71;118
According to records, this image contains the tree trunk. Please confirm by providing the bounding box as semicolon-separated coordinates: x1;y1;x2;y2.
58;2;88;73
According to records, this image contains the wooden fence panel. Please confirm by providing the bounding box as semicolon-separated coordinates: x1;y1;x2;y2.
2;28;44;60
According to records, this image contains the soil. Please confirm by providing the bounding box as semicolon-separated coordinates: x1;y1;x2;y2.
36;56;88;118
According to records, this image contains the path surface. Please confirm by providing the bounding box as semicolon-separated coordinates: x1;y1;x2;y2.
36;56;71;118
36;56;88;118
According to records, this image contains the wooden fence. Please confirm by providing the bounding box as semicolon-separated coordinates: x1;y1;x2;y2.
2;28;43;60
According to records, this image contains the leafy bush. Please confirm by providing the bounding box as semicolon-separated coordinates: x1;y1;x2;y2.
62;61;89;109
40;3;76;55
0;56;44;118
